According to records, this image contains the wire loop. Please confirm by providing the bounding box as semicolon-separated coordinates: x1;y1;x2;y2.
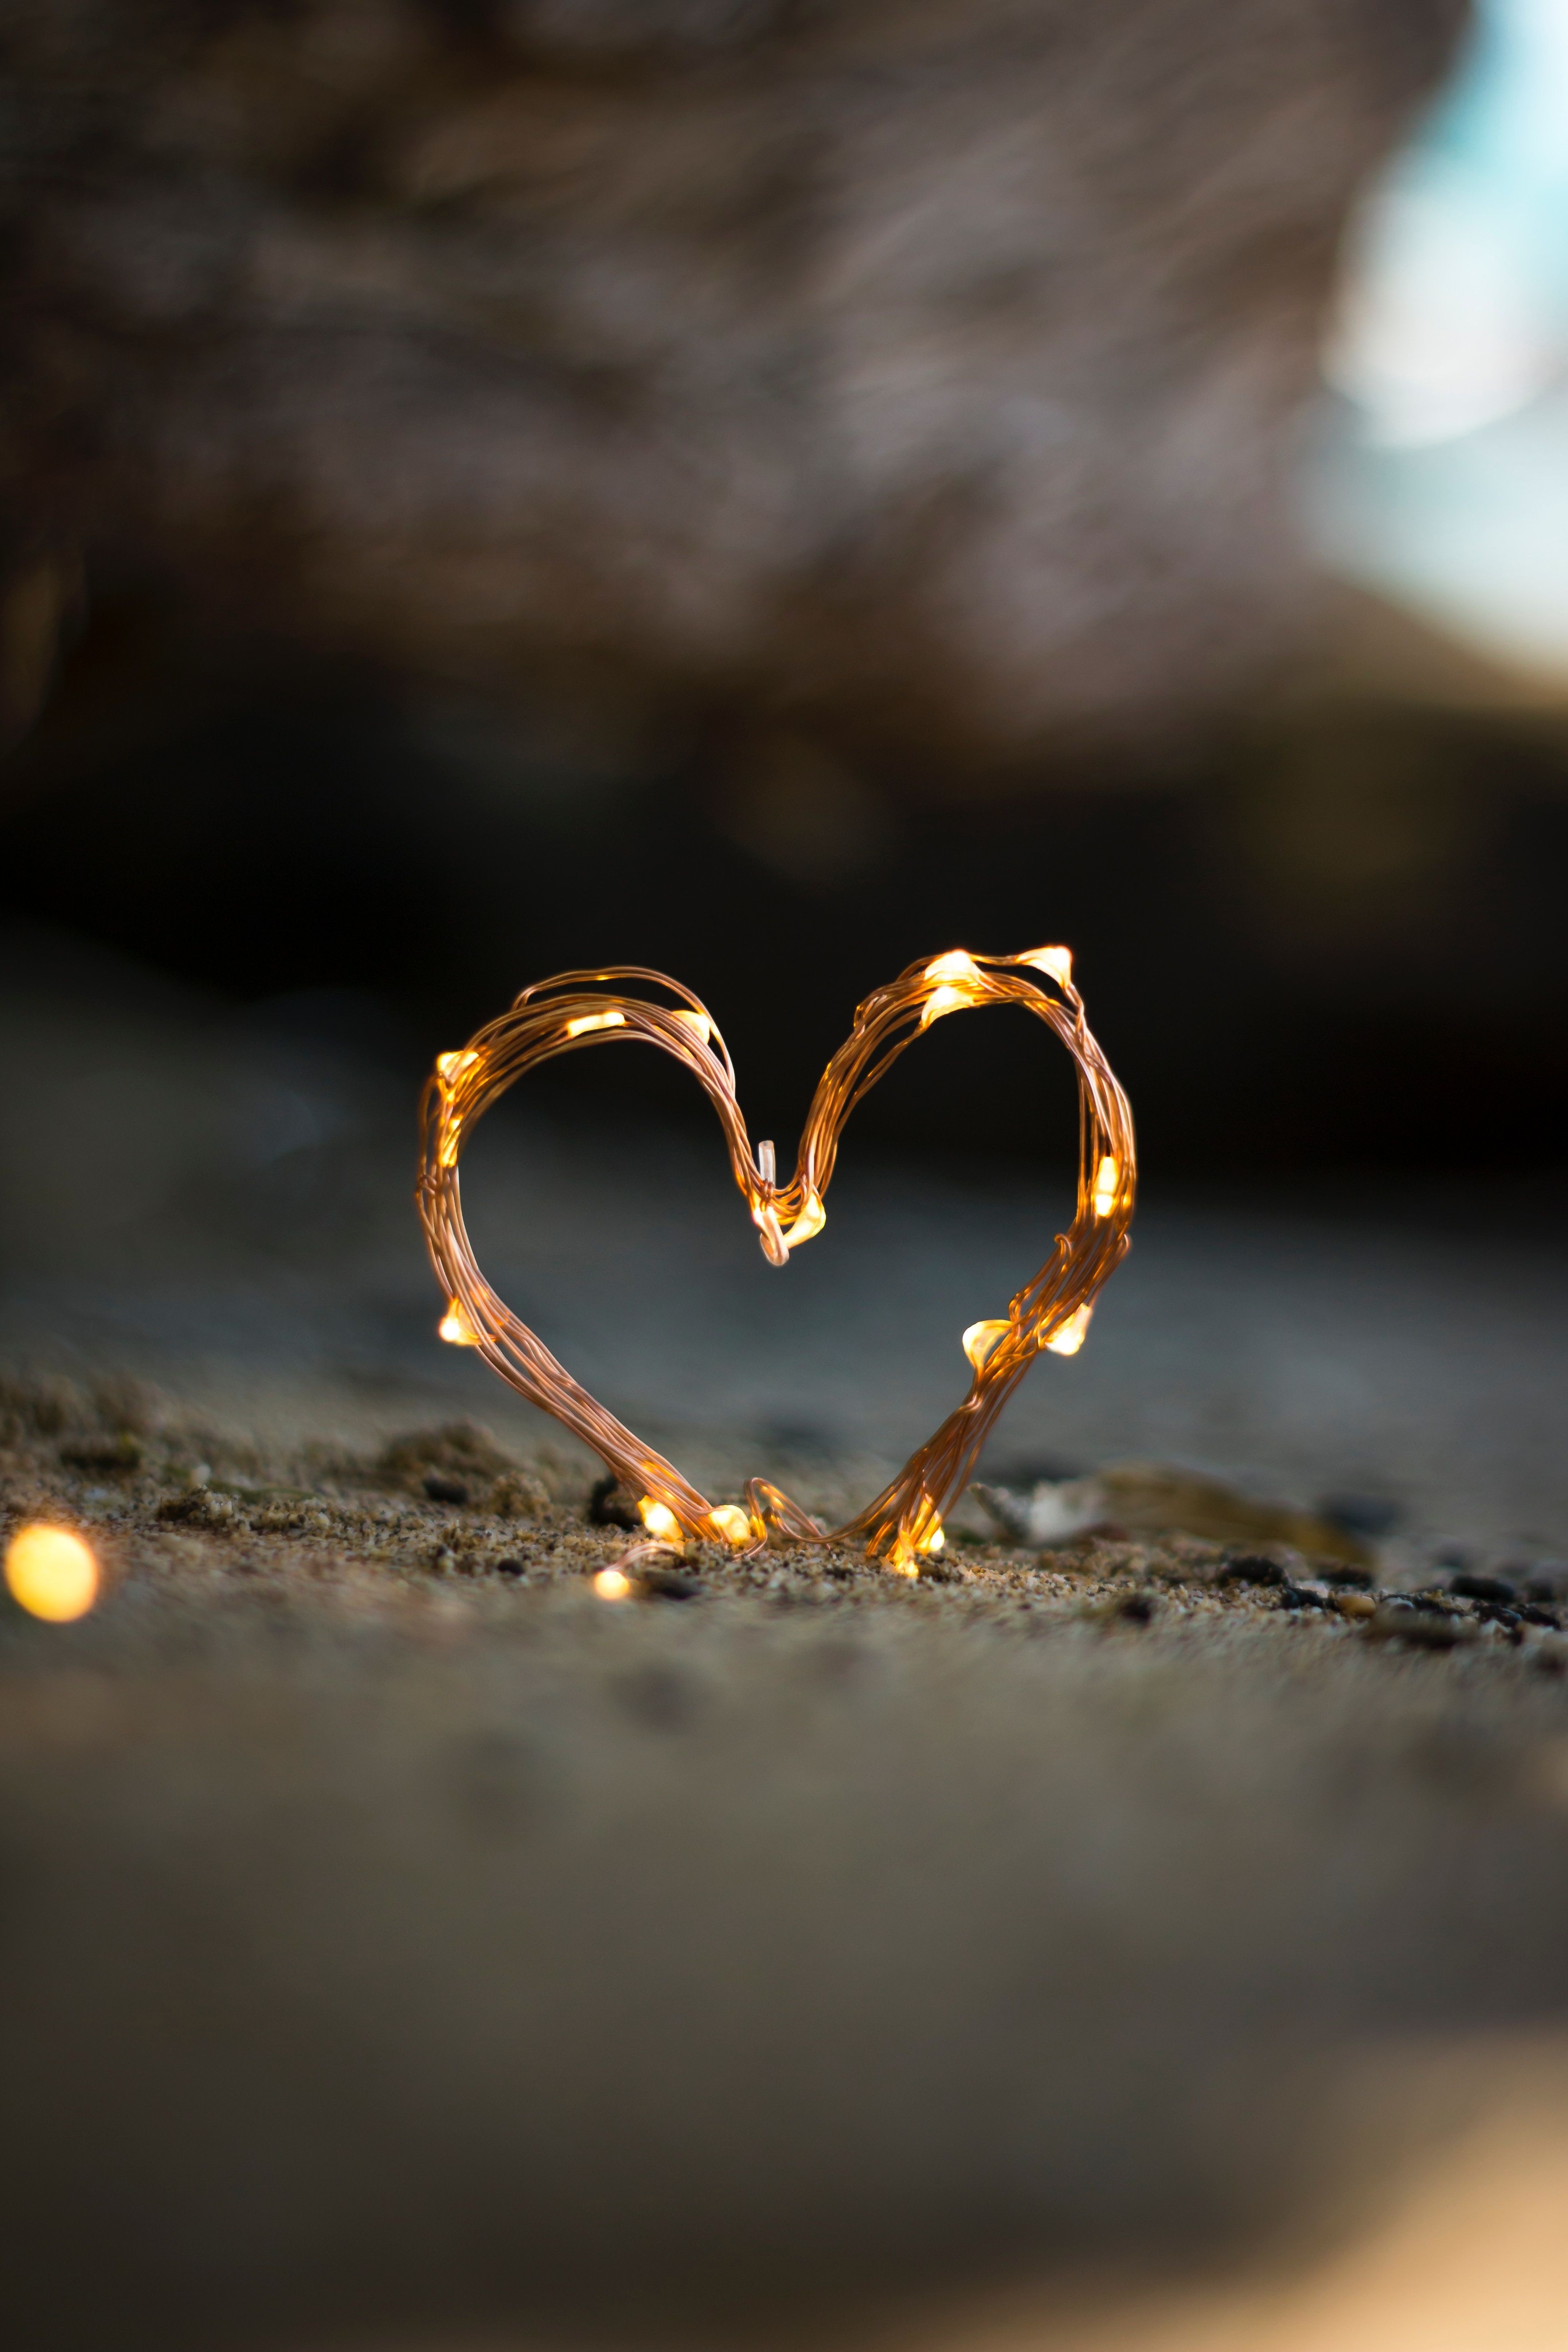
417;946;1135;1574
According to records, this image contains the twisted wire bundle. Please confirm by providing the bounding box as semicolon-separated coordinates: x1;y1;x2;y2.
417;945;1134;1574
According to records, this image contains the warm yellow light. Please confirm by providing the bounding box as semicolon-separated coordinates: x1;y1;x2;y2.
593;1567;633;1600
418;940;1134;1577
962;1318;1010;1371
919;1524;945;1553
4;1524;99;1622
925;949;981;985
782;1189;826;1250
920;984;975;1029
1046;1303;1094;1356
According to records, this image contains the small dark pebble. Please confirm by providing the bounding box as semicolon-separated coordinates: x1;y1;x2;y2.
422;1473;469;1505
1278;1584;1333;1612
1450;1572;1518;1604
493;1556;526;1577
1320;1566;1375;1590
1115;1591;1156;1624
1215;1555;1285;1587
1519;1602;1563;1629
1365;1605;1477;1649
587;1474;640;1531
1472;1601;1522;1633
641;1567;703;1602
1318;1493;1401;1538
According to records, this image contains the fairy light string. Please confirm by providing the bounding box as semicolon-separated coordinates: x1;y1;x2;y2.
416;945;1135;1575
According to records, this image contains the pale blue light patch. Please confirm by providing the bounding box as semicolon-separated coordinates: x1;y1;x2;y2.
1310;0;1568;675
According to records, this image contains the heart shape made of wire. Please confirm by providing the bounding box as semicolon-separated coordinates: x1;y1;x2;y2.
417;945;1134;1574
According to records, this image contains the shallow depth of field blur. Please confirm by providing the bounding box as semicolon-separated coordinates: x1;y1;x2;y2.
4;10;1568;2348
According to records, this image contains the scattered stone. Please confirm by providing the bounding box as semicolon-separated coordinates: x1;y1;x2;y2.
155;1489;235;1529
1320;1566;1374;1590
493;1557;526;1578
1364;1606;1478;1649
1518;1603;1564;1629
1277;1585;1332;1613
1114;1592;1156;1625
1333;1591;1378;1620
422;1473;470;1506
1215;1555;1286;1587
587;1475;640;1532
1450;1573;1518;1604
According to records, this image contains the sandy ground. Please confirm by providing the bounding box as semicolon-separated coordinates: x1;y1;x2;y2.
3;934;1568;2348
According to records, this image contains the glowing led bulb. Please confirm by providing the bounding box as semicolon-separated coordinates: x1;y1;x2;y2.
4;1524;99;1622
782;1189;826;1250
418;938;1133;1578
962;1319;1010;1371
594;1567;633;1600
1046;1303;1094;1356
920;985;972;1029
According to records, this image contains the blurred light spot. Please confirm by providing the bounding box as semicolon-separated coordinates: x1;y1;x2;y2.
4;1524;99;1621
1311;0;1568;676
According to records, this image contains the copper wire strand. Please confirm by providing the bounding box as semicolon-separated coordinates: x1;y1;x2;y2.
416;947;1135;1575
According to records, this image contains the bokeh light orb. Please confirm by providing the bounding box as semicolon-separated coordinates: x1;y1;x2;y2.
4;1524;99;1622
